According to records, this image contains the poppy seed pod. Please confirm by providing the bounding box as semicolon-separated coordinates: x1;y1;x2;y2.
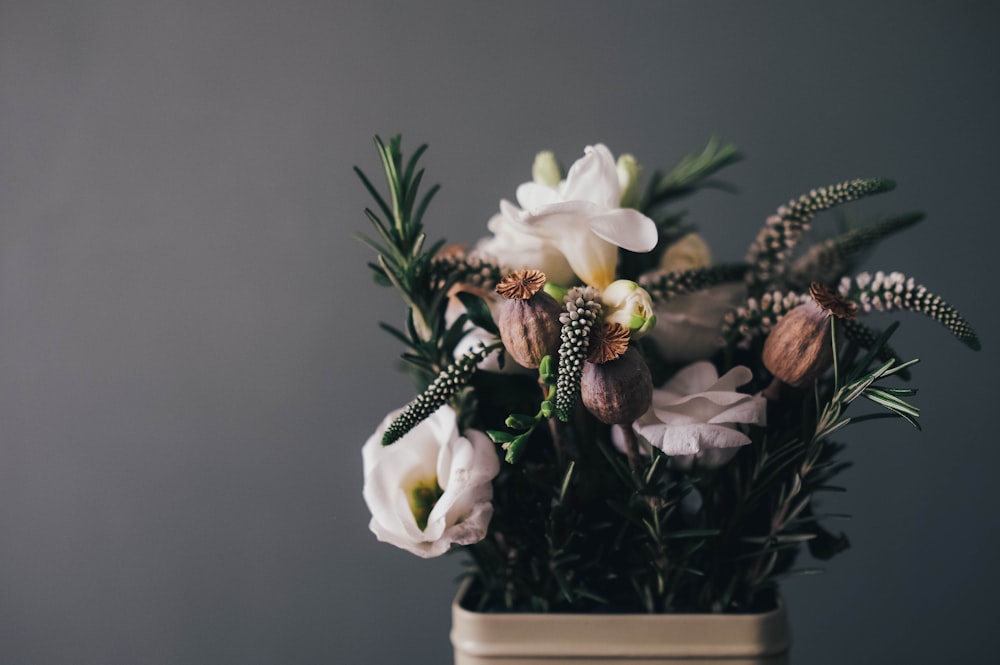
762;282;857;388
581;347;653;425
496;270;564;368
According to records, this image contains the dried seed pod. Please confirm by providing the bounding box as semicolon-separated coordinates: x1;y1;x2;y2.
496;270;563;368
762;282;857;388
580;347;653;425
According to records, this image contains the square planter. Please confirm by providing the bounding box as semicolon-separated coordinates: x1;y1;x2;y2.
451;580;790;664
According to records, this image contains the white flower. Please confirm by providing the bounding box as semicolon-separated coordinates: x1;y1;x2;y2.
633;361;766;457
647;282;746;363
601;279;656;337
660;233;712;273
477;144;658;289
362;405;499;558
477;205;577;286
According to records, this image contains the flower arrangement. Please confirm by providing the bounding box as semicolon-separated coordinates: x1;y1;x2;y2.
356;136;980;614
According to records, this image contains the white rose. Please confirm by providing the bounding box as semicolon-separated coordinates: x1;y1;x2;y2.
362;405;499;558
647;282;746;363
632;361;766;458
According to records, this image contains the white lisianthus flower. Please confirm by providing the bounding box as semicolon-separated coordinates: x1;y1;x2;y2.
477;144;658;289
362;405;499;558
601;279;656;337
647;282;746;363
632;362;766;458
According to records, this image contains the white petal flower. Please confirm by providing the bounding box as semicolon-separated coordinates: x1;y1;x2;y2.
633;362;766;459
647;282;746;363
660;233;713;273
477;145;658;289
477;203;577;286
362;405;499;558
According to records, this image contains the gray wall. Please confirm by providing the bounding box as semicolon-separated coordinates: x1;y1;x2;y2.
1;1;997;663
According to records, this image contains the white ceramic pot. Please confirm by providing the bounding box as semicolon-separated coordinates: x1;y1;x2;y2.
451;580;790;665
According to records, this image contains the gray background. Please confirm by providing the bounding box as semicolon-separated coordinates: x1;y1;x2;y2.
1;1;997;663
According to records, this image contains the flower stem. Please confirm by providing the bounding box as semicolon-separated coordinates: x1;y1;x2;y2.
619;424;641;475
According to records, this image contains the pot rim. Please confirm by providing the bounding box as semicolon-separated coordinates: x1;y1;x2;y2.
450;579;790;659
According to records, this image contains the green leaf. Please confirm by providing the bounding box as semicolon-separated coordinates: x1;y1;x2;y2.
538;355;555;383
487;429;515;444
377;321;416;349
668;529;721;539
504;432;532;463
353;165;393;224
455;290;500;335
505;413;537;430
558;461;576;503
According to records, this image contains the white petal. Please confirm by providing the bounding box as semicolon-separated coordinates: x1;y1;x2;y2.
660;361;719;396
587;208;658;253
516;181;563;211
647;423;750;455
710;366;754;393
706;395;767;427
441;501;494;547
560;144;620;207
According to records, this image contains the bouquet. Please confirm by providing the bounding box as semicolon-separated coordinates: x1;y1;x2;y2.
356;136;979;614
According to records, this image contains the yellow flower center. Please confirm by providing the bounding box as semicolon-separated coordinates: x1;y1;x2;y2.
408;478;444;531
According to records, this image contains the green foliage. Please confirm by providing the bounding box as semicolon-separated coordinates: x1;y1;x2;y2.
356;136;465;388
618;136;743;279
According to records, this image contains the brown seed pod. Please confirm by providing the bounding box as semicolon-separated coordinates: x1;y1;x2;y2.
496;270;563;368
762;282;855;388
580;347;653;425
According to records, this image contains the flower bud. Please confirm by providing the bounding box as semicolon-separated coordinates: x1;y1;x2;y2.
660;233;712;273
496;269;563;368
601;280;656;338
616;153;642;209
581;346;653;425
762;282;857;388
531;151;562;187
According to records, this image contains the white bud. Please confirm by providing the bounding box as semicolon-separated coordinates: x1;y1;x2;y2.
616;153;642;208
602;280;656;337
531;150;561;187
